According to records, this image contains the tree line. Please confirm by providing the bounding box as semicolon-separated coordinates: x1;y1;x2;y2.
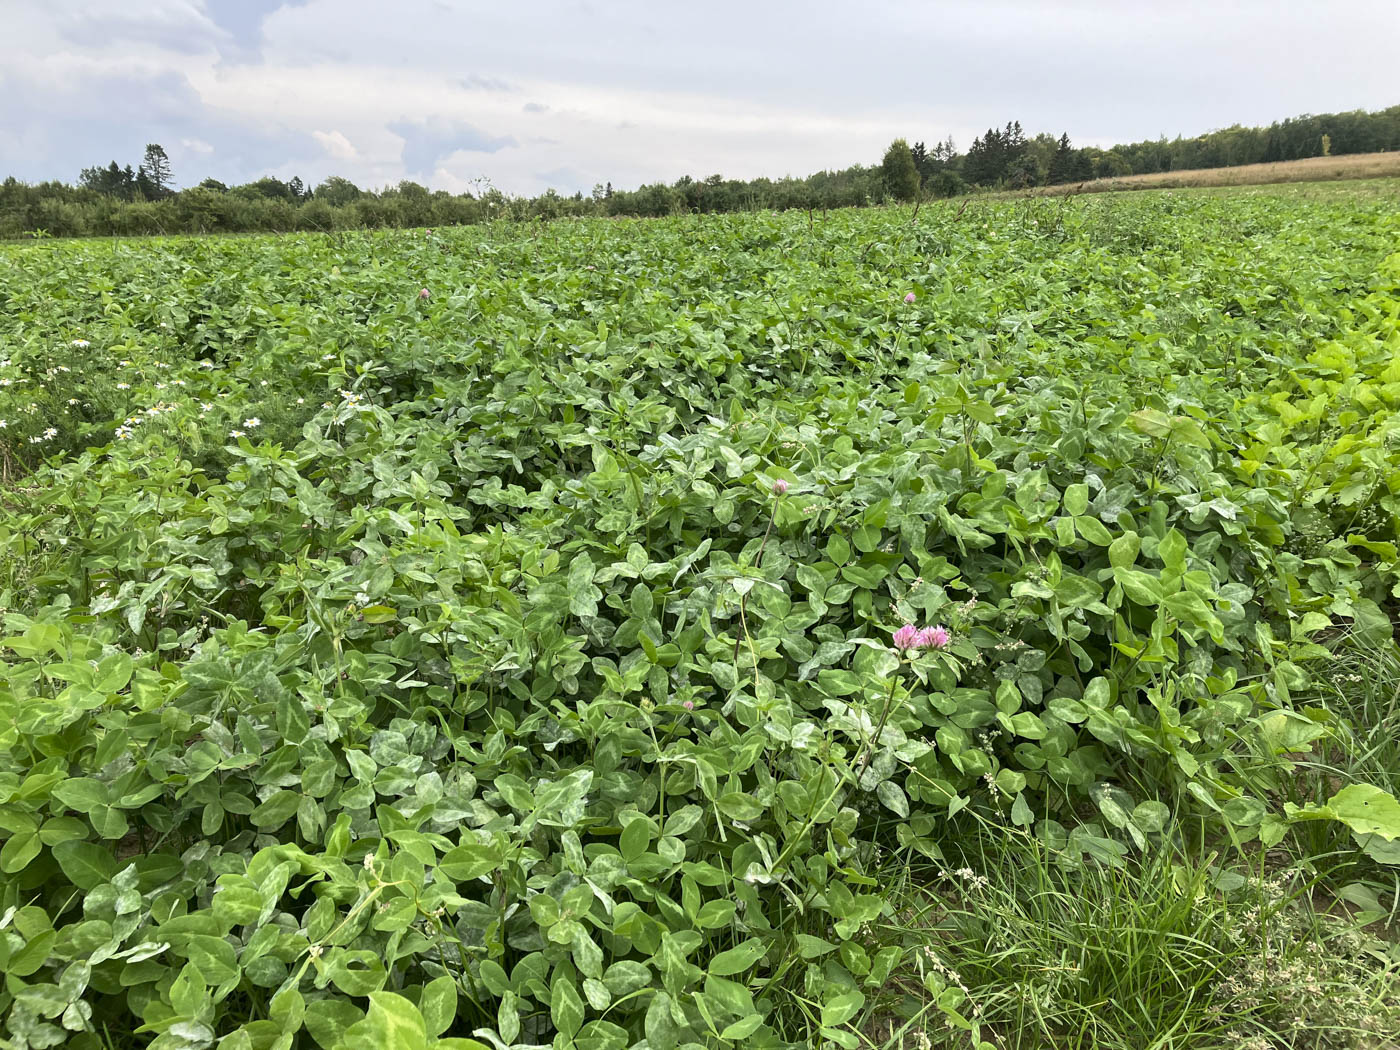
3;104;1397;237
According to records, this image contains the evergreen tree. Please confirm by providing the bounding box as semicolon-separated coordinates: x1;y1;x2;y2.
134;167;157;200
1049;133;1076;184
140;144;173;197
78;161;137;200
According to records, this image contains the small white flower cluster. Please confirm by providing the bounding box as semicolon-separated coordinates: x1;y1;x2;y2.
28;427;59;445
939;866;991;891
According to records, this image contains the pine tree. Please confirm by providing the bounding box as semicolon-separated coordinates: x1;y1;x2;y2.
1049;133;1076;184
140;144;173;197
911;141;928;184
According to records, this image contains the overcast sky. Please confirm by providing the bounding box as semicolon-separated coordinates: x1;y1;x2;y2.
2;1;1396;197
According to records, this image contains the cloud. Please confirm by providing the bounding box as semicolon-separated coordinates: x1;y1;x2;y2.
535;166;588;191
56;1;227;55
459;74;515;92
203;0;312;61
522;102;549;114
389;118;517;177
312;129;359;161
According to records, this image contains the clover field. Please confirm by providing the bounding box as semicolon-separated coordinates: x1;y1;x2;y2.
3;183;1400;1050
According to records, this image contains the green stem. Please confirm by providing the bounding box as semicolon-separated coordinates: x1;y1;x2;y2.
854;663;904;788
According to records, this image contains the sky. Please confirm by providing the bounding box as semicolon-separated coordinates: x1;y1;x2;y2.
2;0;1397;197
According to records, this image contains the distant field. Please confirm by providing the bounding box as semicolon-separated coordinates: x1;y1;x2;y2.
1024;150;1400;196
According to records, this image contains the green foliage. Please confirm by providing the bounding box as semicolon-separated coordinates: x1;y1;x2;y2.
1;185;1400;1047
881;140;920;202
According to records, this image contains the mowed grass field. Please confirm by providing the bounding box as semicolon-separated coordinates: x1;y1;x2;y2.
1023;150;1400;196
2;183;1400;1049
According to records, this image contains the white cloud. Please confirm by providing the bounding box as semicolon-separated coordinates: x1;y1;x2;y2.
311;130;360;162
